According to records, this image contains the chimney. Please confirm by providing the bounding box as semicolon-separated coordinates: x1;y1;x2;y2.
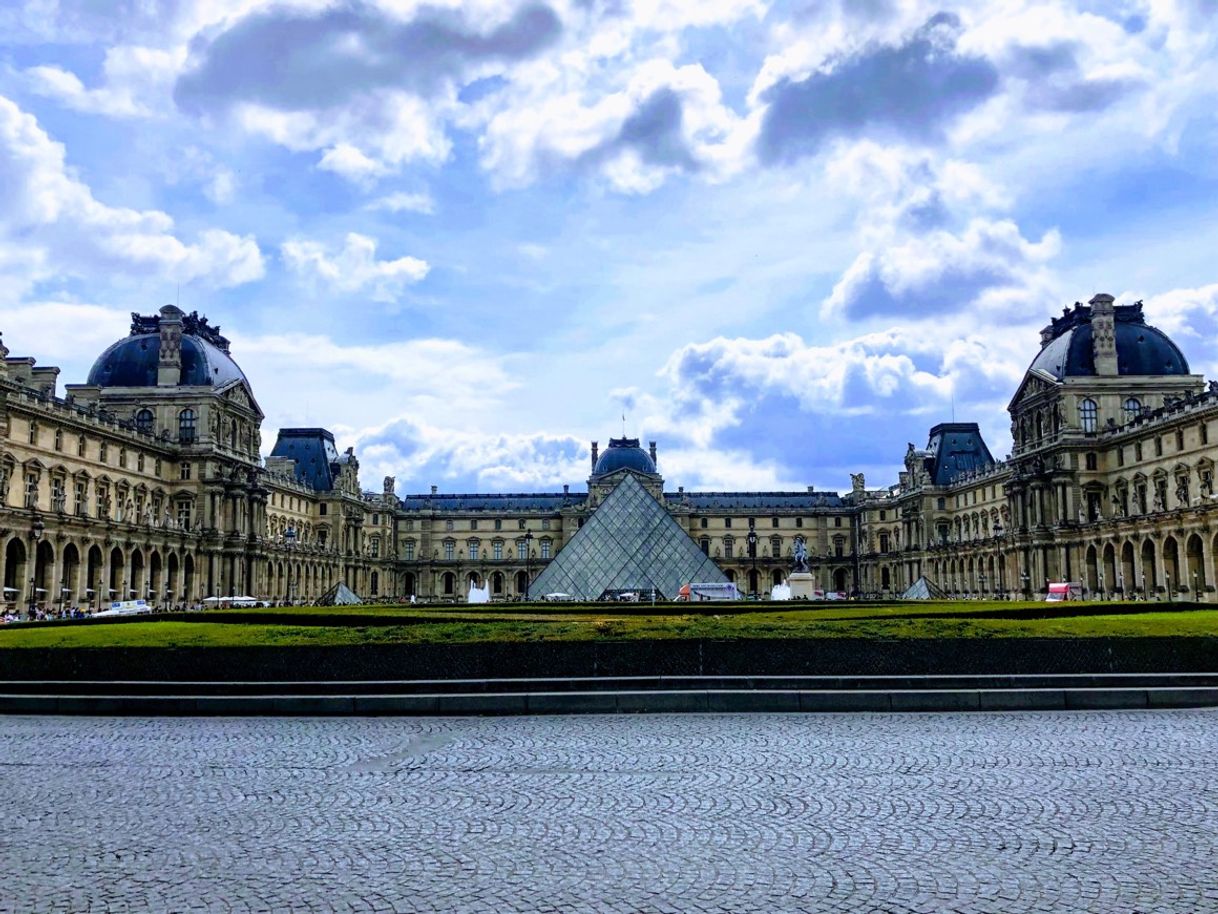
1089;293;1117;376
649;441;657;465
590;441;599;471
430;484;437;496
563;484;569;495
807;485;815;493
157;305;184;386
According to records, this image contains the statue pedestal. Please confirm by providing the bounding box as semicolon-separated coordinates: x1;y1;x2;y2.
788;572;817;600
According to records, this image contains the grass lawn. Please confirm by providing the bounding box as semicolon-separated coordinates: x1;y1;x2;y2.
2;600;1218;648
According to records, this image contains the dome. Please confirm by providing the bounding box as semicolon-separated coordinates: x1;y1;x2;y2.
592;437;656;476
1028;299;1189;380
87;312;248;389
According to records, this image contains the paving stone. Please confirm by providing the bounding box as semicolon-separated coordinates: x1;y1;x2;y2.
0;710;1215;913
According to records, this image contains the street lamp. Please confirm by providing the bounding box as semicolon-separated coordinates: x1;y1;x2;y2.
979;571;987;599
284;525;297;606
28;517;44;619
1020;569;1030;601
747;524;758;598
523;531;534;601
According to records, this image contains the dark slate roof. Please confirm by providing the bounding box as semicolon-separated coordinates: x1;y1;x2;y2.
1029;301;1189;380
668;491;844;510
87;333;248;388
592;437;656;476
270;428;341;491
399;493;585;512
924;423;995;486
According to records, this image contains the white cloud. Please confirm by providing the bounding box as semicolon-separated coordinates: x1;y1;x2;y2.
280;232;429;301
0;93;264;293
24;45;185;117
365;191;436;215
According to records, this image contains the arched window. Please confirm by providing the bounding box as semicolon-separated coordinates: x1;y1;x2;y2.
178;408;197;444
135;409;154;433
1123;397;1141;423
1079;398;1098;433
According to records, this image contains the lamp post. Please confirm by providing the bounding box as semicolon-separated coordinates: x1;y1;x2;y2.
978;571;987;600
1020;570;1030;601
1098;570;1105;602
524;531;534;601
747;524;758;598
284;525;296;606
28;517;44;619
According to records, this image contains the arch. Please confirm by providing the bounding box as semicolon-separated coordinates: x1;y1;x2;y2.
832;568;848;593
3;537;27;605
881;567;891;590
178;408;197;444
771;569;784;587
135;408;154;433
466;571;482;589
1186;534;1206;594
441;572;455;596
1102;543;1116;596
370;570;380;596
129;548;145;601
61;542;81;607
1140;539;1158;596
1079;398;1098;433
747;568;760;596
108;547;125;603
514;570;528;596
1120;541;1135;595
404;571;416;597
183;554;195;603
724;569;737;583
1163;536;1180;595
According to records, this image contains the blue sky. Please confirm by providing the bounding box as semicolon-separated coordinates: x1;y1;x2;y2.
3;0;1218;496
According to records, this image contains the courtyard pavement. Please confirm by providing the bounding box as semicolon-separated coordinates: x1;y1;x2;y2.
1;711;1215;913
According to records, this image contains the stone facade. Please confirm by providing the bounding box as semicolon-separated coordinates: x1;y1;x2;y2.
3;294;1215;609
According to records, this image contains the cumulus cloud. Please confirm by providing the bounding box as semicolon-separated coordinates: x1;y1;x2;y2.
280;232;429;301
365;191;436;214
756;13;1000;164
822;218;1061;320
24;45;185;117
0;93;264;296
352;418;590;492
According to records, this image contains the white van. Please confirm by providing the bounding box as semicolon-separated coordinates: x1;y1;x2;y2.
94;599;152;617
1045;582;1084;602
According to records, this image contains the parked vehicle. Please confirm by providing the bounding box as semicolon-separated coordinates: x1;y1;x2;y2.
1045;582;1084;602
94;599;152;617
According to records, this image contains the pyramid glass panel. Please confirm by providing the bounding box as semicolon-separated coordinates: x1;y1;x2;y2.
530;475;729;600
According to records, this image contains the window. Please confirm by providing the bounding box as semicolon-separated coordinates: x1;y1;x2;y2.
1176;429;1185;451
771;535;782;556
27;421;37;445
1079;399;1098;433
1123;398;1141;423
51;476;65;512
445;519;454;531
1085;452;1098;471
834;538;844;558
24;471;39;508
99;442;108;464
320;504;327;516
97;482;110;519
517;540;528;560
444;540;455;560
724;518;732;529
74;478;87;517
540;540;551;559
1155;436;1163;457
1118;446;1125;467
77;435;86;457
542;518;551;531
179;461;191;481
135;409;154;433
370;537;380;558
879;533;890;553
493;541;503;560
176;501;191;531
53;429;63;452
795;517;803;528
404;541;416;560
137;453;145;473
1135;441;1144;461
469;540;480;561
154;458;161;477
879;510;886;521
724;537;734;559
230;419;238;450
151;491;162;520
372;514;379;526
700;518;708;529
403;518;413;530
494;519;502;531
937;497;946;510
1202;423;1210;446
118;448;127;468
518;519;526;530
470;519;478;531
178;409;197;444
700;537;709;555
834;516;843;528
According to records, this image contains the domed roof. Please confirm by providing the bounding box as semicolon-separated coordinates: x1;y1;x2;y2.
592;437;656;477
1028;299;1189;380
87;311;248;389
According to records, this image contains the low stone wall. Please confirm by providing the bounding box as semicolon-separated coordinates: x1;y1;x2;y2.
2;636;1216;682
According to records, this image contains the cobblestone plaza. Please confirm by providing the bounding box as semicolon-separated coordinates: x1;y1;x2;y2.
2;711;1216;914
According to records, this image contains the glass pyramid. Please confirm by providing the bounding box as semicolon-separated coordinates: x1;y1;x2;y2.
530;474;729;600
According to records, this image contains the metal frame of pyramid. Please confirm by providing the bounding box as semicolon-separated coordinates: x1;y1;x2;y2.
899;576;948;600
529;474;728;600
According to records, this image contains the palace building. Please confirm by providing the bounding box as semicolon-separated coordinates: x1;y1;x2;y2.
2;294;1217;610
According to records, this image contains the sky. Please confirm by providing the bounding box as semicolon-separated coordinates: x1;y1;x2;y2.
2;0;1218;497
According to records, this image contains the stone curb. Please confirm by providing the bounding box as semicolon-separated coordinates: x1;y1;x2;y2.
3;687;1217;716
